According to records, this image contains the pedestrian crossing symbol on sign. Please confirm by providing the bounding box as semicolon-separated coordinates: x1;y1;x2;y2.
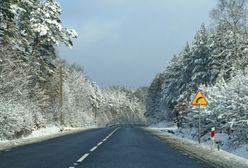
191;90;208;105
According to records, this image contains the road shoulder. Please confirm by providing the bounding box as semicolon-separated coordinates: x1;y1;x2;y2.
144;127;248;168
0;127;94;152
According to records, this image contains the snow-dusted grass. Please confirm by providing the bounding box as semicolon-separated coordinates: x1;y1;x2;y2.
0;126;92;151
149;121;248;160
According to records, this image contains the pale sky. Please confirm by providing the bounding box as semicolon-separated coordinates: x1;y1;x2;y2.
58;0;217;87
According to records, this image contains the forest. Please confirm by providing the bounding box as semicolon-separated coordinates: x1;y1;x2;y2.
2;0;248;147
0;0;147;140
146;0;248;144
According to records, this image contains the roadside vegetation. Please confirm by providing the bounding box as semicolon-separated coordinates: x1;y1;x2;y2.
146;0;248;145
0;0;147;140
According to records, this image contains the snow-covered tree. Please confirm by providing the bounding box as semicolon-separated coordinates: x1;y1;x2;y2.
177;43;194;100
146;1;248;146
100;86;146;126
62;64;99;127
184;71;248;143
145;73;165;124
0;0;19;47
159;45;191;121
209;0;248;82
210;0;248;32
161;54;183;108
0;0;78;139
190;24;211;87
0;48;46;140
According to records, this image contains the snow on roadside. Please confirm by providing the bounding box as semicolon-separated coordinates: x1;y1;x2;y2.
28;126;60;138
149;120;176;128
0;126;92;151
232;145;248;159
149;120;248;160
145;127;248;168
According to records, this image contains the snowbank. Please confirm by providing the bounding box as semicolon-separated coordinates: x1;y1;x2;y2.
0;126;92;151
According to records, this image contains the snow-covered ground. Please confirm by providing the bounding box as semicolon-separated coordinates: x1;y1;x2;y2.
146;124;248;168
149;121;248;160
0;125;93;151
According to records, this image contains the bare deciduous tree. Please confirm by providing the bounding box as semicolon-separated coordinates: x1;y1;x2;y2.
210;0;248;31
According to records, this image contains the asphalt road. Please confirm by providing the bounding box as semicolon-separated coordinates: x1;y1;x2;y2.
0;127;212;168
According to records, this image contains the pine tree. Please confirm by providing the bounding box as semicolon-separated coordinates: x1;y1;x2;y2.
160;54;184;118
209;0;248;82
0;0;18;47
177;43;194;100
145;73;165;123
190;24;211;87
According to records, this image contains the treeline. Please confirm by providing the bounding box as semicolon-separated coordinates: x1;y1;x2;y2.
0;0;146;140
62;66;147;128
146;0;248;144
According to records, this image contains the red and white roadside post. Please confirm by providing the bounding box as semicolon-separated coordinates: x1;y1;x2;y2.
210;127;215;151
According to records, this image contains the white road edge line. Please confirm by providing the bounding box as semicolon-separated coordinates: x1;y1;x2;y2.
77;153;90;163
90;146;98;152
68;167;75;168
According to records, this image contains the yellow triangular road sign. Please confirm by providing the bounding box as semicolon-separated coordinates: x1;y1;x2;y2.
191;90;208;105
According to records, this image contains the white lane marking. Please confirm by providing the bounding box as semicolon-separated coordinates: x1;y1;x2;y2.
69;128;119;167
77;153;89;162
97;141;103;146
90;146;98;152
112;128;118;134
106;128;118;138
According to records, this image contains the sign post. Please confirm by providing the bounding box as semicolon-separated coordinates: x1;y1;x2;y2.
191;90;208;144
198;106;201;143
